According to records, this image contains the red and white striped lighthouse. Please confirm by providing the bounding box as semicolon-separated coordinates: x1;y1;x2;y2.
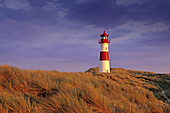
98;30;110;73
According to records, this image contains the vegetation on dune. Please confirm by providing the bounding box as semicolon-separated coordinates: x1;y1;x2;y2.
0;65;169;113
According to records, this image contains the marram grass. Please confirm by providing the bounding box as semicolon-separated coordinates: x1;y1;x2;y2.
0;65;169;113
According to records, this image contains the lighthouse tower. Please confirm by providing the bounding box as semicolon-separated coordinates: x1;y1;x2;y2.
98;30;110;73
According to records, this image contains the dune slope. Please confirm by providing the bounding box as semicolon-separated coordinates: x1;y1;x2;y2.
0;65;169;113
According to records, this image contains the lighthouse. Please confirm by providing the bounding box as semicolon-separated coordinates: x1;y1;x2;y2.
98;30;110;73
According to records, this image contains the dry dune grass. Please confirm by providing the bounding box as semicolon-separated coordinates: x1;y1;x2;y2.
0;65;169;113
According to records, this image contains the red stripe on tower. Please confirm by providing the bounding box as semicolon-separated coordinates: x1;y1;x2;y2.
99;39;110;43
100;52;109;60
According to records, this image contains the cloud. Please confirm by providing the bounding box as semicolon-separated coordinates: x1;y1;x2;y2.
76;0;93;4
43;0;69;18
116;0;143;6
117;21;170;32
65;0;170;30
3;0;30;9
110;21;170;44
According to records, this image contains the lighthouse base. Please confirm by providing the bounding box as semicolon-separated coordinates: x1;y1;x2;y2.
99;61;110;73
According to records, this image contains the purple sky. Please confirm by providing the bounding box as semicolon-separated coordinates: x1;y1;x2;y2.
0;0;170;73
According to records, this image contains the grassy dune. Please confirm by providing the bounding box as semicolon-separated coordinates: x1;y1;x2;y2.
0;65;169;113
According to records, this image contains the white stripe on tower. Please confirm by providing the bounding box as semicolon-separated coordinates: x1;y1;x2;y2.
98;30;110;73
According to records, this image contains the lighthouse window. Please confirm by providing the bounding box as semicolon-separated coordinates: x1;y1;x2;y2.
106;47;107;50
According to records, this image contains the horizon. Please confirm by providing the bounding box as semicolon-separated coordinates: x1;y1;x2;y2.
2;65;170;74
0;0;170;73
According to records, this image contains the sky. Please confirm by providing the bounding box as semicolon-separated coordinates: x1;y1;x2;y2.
0;0;170;73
